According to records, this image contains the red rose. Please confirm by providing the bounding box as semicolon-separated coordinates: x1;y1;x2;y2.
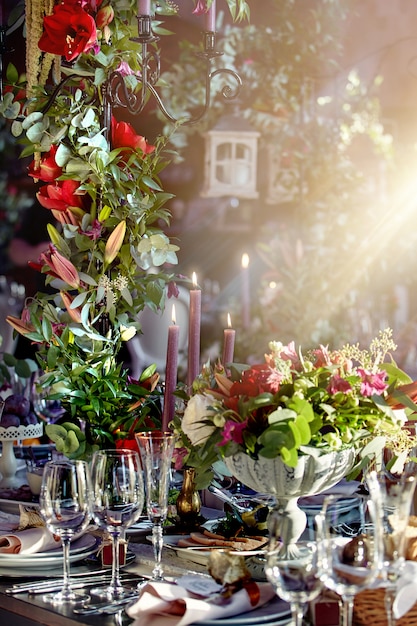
38;2;97;62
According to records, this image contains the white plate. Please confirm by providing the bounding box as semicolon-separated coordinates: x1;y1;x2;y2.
162;535;267;567
126;518;153;536
193;594;291;625
0;498;39;515
299;495;359;514
0;533;98;569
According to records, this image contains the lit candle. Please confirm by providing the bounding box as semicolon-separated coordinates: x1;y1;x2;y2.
205;0;216;31
138;0;151;15
162;304;179;431
222;313;235;369
241;253;250;329
187;273;201;390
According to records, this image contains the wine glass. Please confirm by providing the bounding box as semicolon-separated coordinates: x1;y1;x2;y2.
90;449;144;600
366;470;417;626
39;459;92;605
135;431;176;580
265;508;323;626
317;492;382;626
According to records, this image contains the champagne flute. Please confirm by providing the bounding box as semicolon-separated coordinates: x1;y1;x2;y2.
317;493;382;626
39;459;92;605
90;449;144;600
265;508;323;626
367;470;417;626
135;431;176;580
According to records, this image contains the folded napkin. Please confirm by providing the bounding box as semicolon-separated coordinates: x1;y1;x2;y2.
0;526;60;554
392;562;417;619
126;578;277;626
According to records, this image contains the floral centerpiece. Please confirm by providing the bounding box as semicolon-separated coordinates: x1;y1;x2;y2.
0;0;249;457
174;328;417;489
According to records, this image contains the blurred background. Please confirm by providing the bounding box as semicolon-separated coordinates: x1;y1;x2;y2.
2;0;417;373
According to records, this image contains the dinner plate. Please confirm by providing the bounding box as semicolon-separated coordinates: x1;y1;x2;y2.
299;495;359;514
126;517;153;536
0;533;98;569
193;594;291;625
162;535;267;567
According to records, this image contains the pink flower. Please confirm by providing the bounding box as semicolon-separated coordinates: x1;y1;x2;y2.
218;420;248;447
357;368;388;397
327;373;352;395
172;447;188;470
313;345;332;367
280;341;301;367
81;219;102;240
192;1;209;16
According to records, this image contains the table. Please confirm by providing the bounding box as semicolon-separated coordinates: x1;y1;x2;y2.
0;526;211;626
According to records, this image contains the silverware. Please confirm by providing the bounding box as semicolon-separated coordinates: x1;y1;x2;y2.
6;567;112;592
5;571;139;595
26;575;141;596
73;593;139;615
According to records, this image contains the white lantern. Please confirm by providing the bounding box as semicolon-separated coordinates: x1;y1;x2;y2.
201;114;259;198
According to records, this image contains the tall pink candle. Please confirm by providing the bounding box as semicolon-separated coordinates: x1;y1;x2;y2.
241;253;250;329
187;273;201;390
205;0;216;31
162;304;179;431
222;313;235;368
138;0;151;15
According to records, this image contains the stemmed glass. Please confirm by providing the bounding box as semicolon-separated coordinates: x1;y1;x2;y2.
39;459;92;605
265;508;323;626
90;449;144;600
367;470;417;626
135;431;176;581
317;493;382;626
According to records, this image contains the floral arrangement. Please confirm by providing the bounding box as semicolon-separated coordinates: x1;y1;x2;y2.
173;329;417;488
0;0;249;457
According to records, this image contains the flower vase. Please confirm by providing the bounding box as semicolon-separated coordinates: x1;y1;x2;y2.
176;468;201;529
224;447;356;554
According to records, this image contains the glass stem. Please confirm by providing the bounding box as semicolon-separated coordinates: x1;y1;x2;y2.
385;587;396;626
61;536;73;599
152;521;164;579
292;603;304;626
110;530;123;596
341;596;354;626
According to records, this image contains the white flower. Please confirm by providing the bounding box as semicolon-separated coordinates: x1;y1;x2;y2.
182;394;217;446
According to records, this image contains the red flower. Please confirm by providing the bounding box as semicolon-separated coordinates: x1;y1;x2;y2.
111;117;155;155
241;364;282;394
37;180;87;225
28;146;62;182
38;1;97;62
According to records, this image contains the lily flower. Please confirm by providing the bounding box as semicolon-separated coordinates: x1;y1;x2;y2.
37;245;80;289
6;314;35;336
104;220;126;265
60;291;83;323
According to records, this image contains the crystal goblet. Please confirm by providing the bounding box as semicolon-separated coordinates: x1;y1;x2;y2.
317;492;382;626
39;459;92;605
367;470;417;626
265;508;323;626
90;448;144;600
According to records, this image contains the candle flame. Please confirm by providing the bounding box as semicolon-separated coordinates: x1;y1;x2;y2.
192;271;198;287
172;303;176;325
227;312;232;328
241;253;249;269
